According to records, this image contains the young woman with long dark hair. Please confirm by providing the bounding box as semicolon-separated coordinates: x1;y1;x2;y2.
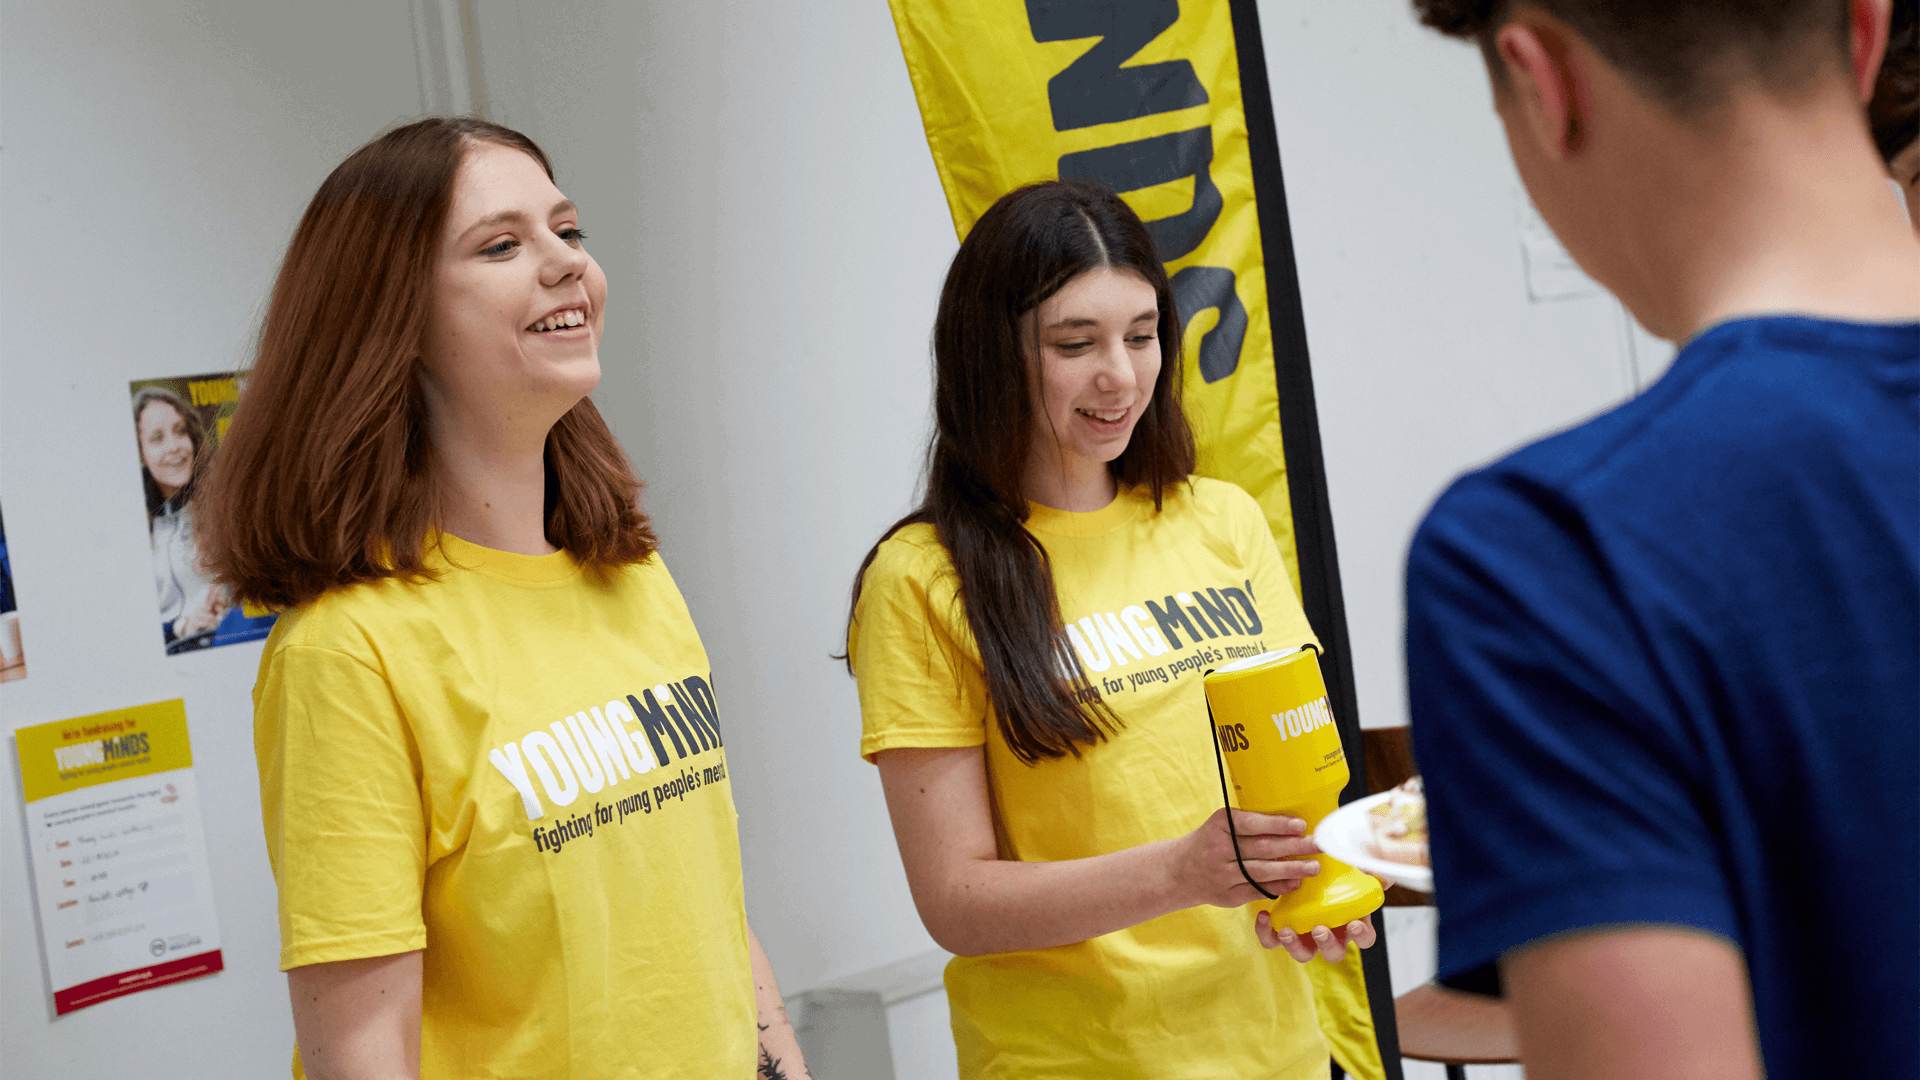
846;178;1376;1079
200;117;809;1080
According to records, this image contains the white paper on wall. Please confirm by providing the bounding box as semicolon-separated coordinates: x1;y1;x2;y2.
15;699;224;1015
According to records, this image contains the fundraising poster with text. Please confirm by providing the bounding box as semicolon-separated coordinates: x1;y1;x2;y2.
16;699;224;1014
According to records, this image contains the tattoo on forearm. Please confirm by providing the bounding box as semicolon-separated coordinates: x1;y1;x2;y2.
757;1045;791;1080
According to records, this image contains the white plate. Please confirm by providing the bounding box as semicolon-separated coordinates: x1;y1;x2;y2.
1315;789;1434;893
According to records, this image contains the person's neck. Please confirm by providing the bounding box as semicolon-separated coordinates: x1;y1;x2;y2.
1609;85;1920;342
430;409;559;558
1022;452;1118;513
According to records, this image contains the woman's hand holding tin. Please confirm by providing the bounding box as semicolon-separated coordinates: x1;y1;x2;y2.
1256;912;1377;963
1169;807;1323;909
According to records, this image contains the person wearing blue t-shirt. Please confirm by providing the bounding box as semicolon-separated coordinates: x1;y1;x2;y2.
1405;2;1918;1078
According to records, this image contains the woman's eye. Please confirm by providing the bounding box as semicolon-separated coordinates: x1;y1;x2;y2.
480;239;519;257
558;227;588;243
1057;341;1093;353
1128;334;1157;346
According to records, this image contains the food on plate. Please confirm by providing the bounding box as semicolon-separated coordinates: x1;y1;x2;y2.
1368;777;1429;867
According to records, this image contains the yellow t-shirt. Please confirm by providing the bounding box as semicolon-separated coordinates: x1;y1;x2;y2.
254;535;754;1079
850;477;1328;1080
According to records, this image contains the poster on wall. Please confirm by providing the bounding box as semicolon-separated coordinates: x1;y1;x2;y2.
0;500;25;681
16;699;224;1015
130;372;275;654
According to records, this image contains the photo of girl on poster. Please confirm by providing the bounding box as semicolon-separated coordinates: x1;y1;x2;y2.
131;373;276;654
0;500;24;682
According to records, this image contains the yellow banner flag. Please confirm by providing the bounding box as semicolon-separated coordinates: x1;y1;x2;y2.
885;2;1396;1077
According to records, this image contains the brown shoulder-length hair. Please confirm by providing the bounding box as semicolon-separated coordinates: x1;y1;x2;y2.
198;117;655;611
845;178;1197;764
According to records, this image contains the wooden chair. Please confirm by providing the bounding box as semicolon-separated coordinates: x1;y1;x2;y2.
1359;727;1521;1079
1392;983;1519;1080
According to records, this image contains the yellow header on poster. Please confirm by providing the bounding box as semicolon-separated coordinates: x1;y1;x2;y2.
15;699;193;803
887;0;1301;594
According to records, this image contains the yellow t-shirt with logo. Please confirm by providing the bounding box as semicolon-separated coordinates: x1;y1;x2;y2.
254;535;754;1079
849;477;1328;1080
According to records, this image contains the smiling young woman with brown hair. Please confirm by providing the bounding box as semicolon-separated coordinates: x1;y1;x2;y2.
199;122;649;611
199;117;808;1080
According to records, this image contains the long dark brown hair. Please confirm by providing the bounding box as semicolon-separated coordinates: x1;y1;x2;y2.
198;117;656;611
847;178;1197;764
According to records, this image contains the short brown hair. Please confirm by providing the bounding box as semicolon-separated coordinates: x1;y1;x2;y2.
1412;0;1852;113
198;117;656;612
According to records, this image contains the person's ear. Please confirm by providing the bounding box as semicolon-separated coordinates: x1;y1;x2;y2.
1492;16;1587;161
1848;0;1892;103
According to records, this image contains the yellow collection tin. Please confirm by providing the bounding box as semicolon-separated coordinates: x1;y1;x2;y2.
1203;647;1383;935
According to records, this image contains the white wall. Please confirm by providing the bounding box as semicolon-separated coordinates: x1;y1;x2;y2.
1;1;1671;1077
0;2;424;1077
1261;2;1670;733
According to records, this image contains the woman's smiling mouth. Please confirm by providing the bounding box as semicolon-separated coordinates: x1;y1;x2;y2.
527;307;587;332
1076;407;1130;431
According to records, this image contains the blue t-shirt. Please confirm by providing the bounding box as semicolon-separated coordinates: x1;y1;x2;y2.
1405;316;1918;1075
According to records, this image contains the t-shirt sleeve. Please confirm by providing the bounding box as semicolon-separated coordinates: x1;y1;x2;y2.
849;534;991;763
1405;471;1738;985
256;641;429;970
1221;481;1318;651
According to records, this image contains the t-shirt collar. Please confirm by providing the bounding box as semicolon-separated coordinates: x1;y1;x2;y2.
429;531;582;586
1024;486;1147;538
